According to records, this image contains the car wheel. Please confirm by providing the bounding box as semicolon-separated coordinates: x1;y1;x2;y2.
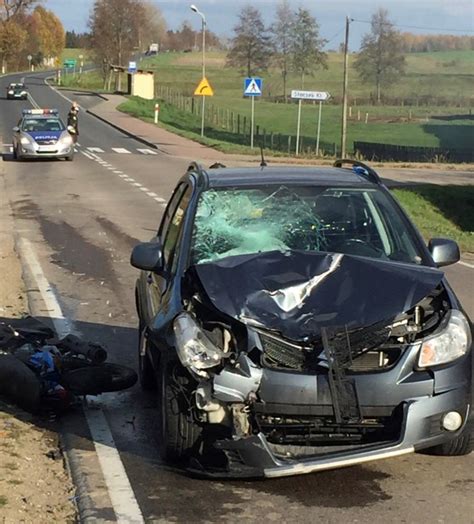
158;360;202;463
138;326;156;391
12;146;17;160
426;421;473;456
66;155;74;162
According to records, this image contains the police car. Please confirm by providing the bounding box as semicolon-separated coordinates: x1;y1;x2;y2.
12;109;74;161
6;83;27;100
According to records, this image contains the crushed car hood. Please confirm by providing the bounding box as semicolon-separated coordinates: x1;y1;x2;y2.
191;251;444;341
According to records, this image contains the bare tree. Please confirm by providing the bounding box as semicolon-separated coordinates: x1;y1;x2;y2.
291;7;327;88
354;8;406;103
226;6;273;77
271;0;294;100
90;0;150;88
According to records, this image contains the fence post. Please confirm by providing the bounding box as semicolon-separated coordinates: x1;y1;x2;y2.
288;136;292;155
243;116;247;136
237;114;241;135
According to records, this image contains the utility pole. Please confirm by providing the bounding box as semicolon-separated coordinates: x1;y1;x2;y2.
340;16;350;158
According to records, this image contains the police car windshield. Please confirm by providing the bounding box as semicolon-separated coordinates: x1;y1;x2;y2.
21;118;64;132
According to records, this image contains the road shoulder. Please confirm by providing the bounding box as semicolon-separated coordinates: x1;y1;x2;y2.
0;166;76;522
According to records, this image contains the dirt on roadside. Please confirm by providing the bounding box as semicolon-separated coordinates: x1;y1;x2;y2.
0;168;76;523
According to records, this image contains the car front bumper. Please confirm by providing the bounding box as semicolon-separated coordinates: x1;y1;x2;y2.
16;142;73;159
191;386;471;478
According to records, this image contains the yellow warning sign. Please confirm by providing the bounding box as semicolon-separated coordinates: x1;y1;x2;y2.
194;77;214;96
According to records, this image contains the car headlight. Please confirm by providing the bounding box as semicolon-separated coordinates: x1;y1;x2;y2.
59;134;73;146
20;135;32;146
418;310;472;367
173;313;224;376
8;90;13;94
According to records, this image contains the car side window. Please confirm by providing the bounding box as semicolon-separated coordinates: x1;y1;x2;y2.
158;184;187;240
162;186;192;274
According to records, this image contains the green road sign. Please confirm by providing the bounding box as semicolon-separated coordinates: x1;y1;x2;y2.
64;59;77;68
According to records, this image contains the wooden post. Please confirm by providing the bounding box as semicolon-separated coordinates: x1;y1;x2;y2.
237;114;241;135
365;112;369;124
288;135;292;155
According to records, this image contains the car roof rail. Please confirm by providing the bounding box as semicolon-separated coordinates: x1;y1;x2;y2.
187;161;205;175
334;158;382;185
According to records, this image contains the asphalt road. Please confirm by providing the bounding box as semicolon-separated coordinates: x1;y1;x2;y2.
1;71;473;523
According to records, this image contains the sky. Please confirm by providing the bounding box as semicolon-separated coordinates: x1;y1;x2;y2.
44;0;474;49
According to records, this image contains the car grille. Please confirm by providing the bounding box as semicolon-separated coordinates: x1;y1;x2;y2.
259;329;400;373
36;139;58;146
256;405;404;448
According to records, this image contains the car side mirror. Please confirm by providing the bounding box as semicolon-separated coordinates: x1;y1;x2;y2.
428;238;460;267
130;242;163;272
12;126;20;133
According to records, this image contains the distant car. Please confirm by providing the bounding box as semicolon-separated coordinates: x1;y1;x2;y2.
6;83;27;100
12;109;74;161
131;160;472;479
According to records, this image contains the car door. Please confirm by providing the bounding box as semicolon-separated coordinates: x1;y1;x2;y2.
144;183;192;321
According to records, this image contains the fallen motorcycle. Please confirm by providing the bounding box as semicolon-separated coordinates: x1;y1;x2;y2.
0;316;137;413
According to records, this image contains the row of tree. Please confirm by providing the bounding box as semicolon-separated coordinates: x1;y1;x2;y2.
227;2;327;97
0;0;65;72
398;33;473;53
224;4;407;103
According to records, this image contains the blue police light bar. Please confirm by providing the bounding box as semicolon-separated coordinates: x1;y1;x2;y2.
22;109;59;116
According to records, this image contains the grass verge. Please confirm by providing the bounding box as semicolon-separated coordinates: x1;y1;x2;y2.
393;186;474;253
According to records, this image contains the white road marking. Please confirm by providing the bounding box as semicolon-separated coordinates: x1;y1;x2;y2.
137;148;157;155
27;92;40;109
113;171;123;174
17;238;144;524
87;147;105;154
112;147;131;154
154;197;166;203
81;150;95;160
131;182;142;187
459;261;474;269
139;187;149;192
146;192;158;198
44;77;79;106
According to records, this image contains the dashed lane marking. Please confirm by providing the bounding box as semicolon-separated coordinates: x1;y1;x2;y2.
112;147;131;154
78;150;166;206
17;238;145;524
137;148;158;155
459;261;474;269
87;147;105;154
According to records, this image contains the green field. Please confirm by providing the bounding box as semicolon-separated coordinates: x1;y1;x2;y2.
393;186;474;253
63;49;474;154
139;50;474;152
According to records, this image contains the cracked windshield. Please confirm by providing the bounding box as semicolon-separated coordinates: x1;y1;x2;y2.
192;186;422;265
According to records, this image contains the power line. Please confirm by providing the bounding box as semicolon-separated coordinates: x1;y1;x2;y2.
325;27;346;45
351;18;474;34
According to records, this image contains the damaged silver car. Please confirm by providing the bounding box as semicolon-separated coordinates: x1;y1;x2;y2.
131;160;472;478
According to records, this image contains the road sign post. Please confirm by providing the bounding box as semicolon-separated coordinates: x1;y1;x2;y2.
154;103;160;124
244;77;263;149
79;54;84;75
291;90;331;156
316;101;322;156
27;54;32;71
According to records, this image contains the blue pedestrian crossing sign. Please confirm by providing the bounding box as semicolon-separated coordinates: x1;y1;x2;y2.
244;77;263;96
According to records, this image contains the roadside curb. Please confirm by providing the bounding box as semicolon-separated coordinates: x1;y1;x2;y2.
86;108;160;150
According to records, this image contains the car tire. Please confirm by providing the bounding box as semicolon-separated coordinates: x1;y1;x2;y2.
66;155;74;161
12;146;17;160
426;422;473;456
158;360;202;463
138;326;156;391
